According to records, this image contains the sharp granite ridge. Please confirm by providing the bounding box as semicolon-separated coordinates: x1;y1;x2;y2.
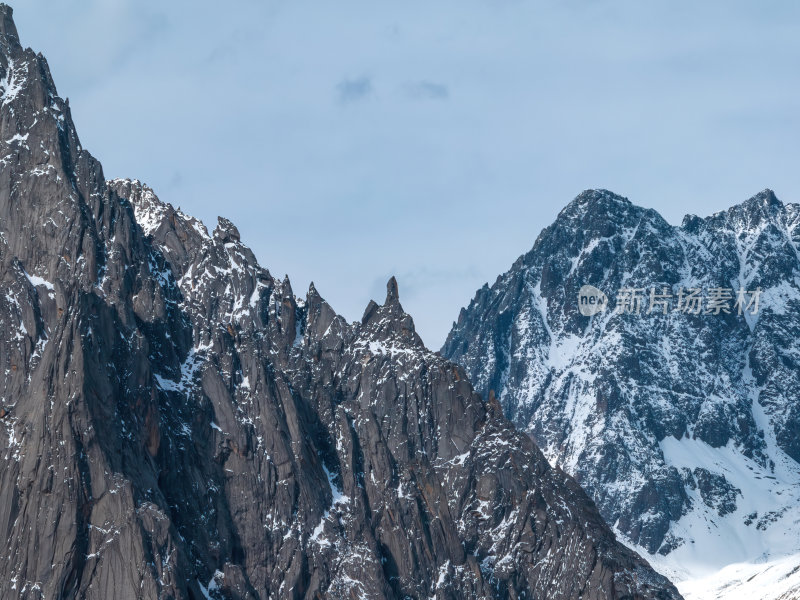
443;188;800;584
0;6;679;600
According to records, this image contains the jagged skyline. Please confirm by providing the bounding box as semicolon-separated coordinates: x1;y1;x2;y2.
0;6;682;595
9;0;800;348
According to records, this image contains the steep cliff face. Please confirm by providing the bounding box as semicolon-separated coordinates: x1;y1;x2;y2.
0;6;679;600
0;6;190;598
443;189;800;569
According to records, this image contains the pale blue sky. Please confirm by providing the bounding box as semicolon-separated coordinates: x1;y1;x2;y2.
11;1;800;347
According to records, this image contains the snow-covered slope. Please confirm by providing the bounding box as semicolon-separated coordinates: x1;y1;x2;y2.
677;553;800;600
443;189;800;585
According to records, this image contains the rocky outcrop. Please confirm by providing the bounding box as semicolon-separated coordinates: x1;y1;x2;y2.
0;6;679;600
443;188;800;563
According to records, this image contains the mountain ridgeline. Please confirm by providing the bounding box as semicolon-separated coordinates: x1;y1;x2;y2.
0;6;679;600
443;189;800;567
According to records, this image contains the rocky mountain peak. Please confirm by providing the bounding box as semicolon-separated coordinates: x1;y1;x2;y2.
214;216;241;244
710;187;787;231
360;276;424;348
745;187;781;209
558;188;635;222
520;188;670;276
0;8;682;599
573;187;631;206
385;274;400;304
444;188;800;570
0;4;18;44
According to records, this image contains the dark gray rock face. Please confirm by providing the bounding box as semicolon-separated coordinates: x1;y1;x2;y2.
442;189;800;558
691;469;740;517
0;6;679;600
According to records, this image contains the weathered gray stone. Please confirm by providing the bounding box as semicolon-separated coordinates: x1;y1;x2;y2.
0;6;680;599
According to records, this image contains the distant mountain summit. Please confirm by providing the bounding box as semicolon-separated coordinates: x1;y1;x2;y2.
0;6;679;599
443;188;800;579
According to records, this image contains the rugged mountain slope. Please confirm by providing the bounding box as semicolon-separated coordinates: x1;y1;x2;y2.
443;189;800;571
0;6;679;599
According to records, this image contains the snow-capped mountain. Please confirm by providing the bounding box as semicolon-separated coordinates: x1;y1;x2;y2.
443;189;800;584
0;6;679;599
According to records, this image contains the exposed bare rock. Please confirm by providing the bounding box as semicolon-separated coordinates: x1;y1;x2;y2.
0;6;680;599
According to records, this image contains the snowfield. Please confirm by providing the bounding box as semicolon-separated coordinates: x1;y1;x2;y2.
677;553;800;600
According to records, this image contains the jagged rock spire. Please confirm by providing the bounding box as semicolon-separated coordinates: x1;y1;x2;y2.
213;216;241;243
385;275;400;304
0;4;18;43
0;6;683;599
358;276;424;347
